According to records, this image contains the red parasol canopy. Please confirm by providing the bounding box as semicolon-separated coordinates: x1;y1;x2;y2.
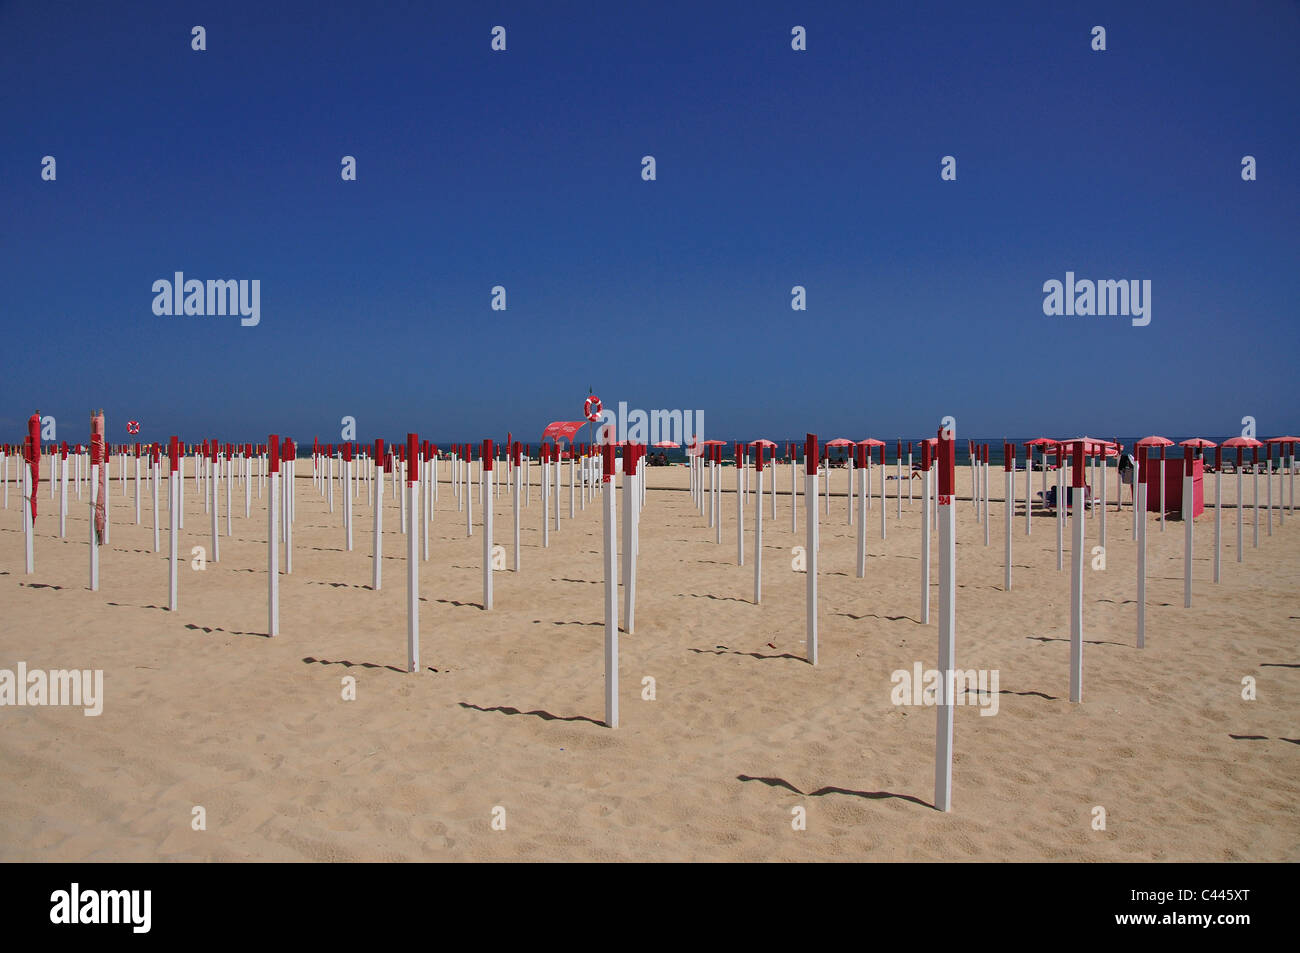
1179;438;1217;448
542;421;588;443
1136;435;1174;447
1221;436;1262;448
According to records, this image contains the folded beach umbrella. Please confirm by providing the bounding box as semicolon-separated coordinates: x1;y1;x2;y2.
25;413;40;520
91;410;107;542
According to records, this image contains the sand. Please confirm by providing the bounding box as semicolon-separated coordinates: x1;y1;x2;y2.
1;458;1296;861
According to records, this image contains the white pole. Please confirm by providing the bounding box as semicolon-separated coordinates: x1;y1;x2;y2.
153;455;160;553
1056;457;1064;571
623;452;638;632
805;441;818;666
346;455;354;552
283;456;292;575
602;449;618;728
1004;453;1012;591
168;448;179;611
1025;445;1032;536
1137;453;1147;649
513;446;521;572
847;452;853;525
1159;452;1166;533
855;455;866;579
466;452;473;538
60;452;69;538
89;460;99;591
879;449;886;540
1069;445;1084;703
373;451;384;591
1099;451;1107;547
268;442;280;636
754;458;763;604
982;449;989;547
210;455;220;564
921;454;931;624
896;442;902;521
1213;456;1222;583
542;450;550;548
1266;448;1273;536
935;430;955;812
1183;455;1193;608
713;456;721;544
23;462;33;573
483;446;494;611
791;449;798;533
409;439;422;670
1253;452;1259;547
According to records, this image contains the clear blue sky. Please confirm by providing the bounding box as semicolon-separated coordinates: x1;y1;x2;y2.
3;0;1297;447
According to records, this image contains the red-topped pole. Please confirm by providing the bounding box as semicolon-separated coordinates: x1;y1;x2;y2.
754;442;766;604
935;423;956;811
1069;441;1085;702
602;437;618;727
482;438;494;611
267;435;280;635
1004;441;1014;591
920;438;933;622
1183;447;1195;608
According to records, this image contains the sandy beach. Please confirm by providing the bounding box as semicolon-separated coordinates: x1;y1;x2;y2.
2;460;1297;861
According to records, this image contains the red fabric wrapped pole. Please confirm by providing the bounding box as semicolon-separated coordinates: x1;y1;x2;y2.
25;413;40;520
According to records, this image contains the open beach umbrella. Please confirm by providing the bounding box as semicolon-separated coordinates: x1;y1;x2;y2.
1179;438;1217;448
1221;436;1262;449
1136;436;1174;447
652;440;679;448
857;438;886;447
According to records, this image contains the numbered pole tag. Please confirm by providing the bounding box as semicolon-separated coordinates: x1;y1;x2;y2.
939;494;953;506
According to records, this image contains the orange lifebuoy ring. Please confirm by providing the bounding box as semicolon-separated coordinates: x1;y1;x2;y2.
584;395;602;422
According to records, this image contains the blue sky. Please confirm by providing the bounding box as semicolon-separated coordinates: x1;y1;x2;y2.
3;0;1297;447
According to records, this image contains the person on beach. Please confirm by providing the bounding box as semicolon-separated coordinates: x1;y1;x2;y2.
1117;448;1136;506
